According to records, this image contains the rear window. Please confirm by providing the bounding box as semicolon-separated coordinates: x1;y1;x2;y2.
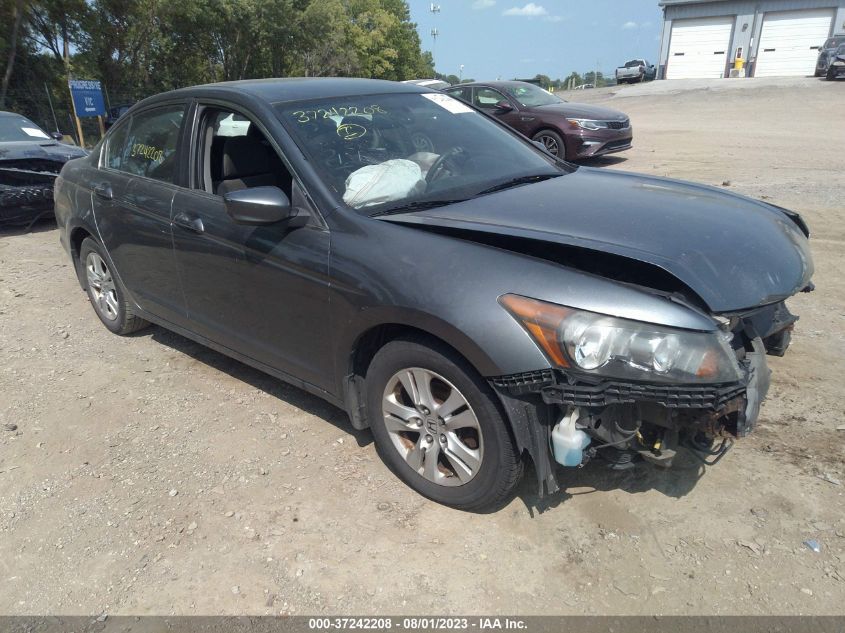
624;60;644;67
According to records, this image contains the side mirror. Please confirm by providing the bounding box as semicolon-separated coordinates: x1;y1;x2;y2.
531;140;554;156
50;131;64;141
495;100;514;112
223;186;305;227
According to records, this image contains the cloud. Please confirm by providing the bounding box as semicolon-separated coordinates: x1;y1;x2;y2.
622;21;638;30
503;3;548;17
472;0;496;9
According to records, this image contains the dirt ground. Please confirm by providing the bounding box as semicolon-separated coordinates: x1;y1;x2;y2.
1;77;844;617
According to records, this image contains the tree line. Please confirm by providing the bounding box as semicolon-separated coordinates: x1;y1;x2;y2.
0;0;435;140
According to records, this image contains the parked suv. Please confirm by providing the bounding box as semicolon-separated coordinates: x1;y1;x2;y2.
815;35;845;77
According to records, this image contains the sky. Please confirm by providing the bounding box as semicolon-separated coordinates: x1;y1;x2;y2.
407;0;665;80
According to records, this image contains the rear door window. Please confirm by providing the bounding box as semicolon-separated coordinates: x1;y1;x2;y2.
107;106;185;183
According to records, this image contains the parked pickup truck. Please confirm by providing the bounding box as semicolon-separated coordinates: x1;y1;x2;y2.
615;59;656;84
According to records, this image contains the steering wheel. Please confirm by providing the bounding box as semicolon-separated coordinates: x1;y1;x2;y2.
426;147;465;184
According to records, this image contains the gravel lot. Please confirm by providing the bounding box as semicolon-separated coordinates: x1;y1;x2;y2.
1;77;844;616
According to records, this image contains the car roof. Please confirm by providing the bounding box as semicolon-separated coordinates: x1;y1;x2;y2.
137;77;430;109
455;80;534;89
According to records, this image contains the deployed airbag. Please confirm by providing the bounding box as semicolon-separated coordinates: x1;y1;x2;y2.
343;159;425;209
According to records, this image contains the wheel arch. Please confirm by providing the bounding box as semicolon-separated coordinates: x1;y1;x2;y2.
341;316;502;431
342;320;545;495
69;224;97;289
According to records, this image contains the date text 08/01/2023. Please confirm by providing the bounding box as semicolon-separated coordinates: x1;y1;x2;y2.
307;617;528;630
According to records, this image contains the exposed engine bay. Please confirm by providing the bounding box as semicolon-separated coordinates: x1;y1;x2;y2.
492;299;803;493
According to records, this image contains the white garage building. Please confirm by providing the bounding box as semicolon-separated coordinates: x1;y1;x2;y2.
657;0;845;78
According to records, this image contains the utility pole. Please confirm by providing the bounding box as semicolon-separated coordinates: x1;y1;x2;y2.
459;64;464;82
44;83;59;133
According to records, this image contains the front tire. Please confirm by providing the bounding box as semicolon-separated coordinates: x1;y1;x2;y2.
79;237;149;335
532;129;566;159
365;338;522;511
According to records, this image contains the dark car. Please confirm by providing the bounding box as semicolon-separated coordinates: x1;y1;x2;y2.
445;80;631;160
815;34;845;77
55;78;813;511
615;59;656;84
825;43;845;80
1;110;87;226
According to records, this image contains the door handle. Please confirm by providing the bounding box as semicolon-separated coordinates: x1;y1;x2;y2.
173;212;204;233
93;183;113;200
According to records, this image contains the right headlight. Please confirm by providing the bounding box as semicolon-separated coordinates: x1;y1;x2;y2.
566;118;608;131
500;294;742;384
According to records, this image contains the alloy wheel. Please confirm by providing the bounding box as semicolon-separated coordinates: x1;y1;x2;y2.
537;134;560;156
85;252;119;321
381;368;483;486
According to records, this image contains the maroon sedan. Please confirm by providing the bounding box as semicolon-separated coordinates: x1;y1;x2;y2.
444;81;632;160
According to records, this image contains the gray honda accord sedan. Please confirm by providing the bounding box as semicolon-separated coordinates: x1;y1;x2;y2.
54;78;813;511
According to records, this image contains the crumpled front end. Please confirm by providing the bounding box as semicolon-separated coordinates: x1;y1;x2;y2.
0;159;62;226
490;299;800;495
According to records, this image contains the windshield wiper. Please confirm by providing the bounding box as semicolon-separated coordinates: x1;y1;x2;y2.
369;198;469;217
475;173;561;196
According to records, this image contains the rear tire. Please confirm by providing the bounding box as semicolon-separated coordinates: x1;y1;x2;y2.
365;338;522;511
79;237;149;335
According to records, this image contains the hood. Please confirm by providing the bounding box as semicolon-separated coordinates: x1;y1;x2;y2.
0;140;87;163
531;101;628;121
382;168;813;314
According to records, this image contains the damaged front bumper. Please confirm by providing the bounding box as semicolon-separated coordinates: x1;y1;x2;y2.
0;162;61;226
490;301;797;496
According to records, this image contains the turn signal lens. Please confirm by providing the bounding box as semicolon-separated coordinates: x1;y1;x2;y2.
498;294;571;368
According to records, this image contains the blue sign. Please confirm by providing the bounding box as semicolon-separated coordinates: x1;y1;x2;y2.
69;79;106;118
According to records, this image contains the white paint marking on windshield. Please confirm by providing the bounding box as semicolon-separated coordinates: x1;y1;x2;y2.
421;93;473;114
22;127;50;139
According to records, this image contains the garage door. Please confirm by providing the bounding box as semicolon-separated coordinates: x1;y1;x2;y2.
667;17;733;79
755;9;834;77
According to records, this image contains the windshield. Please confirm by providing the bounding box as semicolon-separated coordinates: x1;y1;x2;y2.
276;92;566;214
502;83;563;107
0;115;51;143
825;36;845;48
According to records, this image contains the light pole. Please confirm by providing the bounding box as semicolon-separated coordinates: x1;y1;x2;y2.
459;64;464;82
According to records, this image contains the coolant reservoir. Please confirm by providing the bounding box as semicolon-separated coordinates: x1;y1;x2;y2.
551;410;591;467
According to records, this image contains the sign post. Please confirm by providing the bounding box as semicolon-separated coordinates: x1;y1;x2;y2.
68;79;107;147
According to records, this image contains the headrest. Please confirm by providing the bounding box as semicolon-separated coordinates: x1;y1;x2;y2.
222;136;270;179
